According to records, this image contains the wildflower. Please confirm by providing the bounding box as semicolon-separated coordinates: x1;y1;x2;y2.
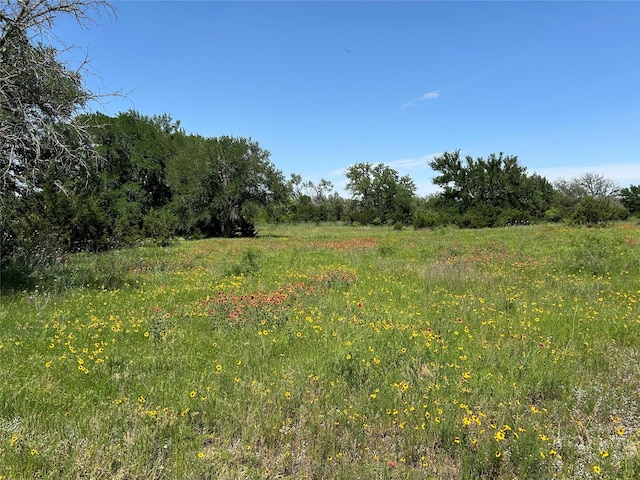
10;434;18;447
30;449;39;455
495;450;501;458
190;390;197;398
593;465;601;474
138;396;145;404
494;431;505;441
600;450;609;458
198;451;205;458
215;364;222;372
284;391;291;399
617;426;625;436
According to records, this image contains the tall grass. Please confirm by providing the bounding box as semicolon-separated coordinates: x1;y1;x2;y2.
0;223;638;479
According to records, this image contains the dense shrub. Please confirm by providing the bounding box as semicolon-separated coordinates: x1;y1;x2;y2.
572;197;628;226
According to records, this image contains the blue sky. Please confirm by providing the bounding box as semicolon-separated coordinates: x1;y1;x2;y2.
57;1;640;196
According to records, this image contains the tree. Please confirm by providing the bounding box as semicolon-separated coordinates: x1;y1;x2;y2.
345;162;416;225
1;1;115;287
168;134;288;237
82;111;178;245
572;196;628;226
552;173;624;223
572;172;619;198
428;150;553;227
286;174;337;222
0;0;114;204
619;185;640;215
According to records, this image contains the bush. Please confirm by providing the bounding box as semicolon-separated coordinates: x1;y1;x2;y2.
459;205;497;229
619;185;640;214
543;207;563;223
143;208;177;246
495;208;531;227
560;231;637;277
227;247;261;276
572;197;628;226
413;209;443;229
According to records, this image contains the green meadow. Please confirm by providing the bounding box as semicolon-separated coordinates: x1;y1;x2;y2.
1;223;639;479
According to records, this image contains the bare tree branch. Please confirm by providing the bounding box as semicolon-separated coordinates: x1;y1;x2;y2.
0;0;116;204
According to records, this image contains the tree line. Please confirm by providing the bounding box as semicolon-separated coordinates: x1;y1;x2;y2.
1;0;639;286
2;109;637;248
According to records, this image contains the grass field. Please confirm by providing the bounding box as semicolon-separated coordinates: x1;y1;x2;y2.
1;223;639;479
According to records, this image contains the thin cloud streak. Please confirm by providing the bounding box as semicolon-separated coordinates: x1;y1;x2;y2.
400;90;440;108
387;152;442;170
421;91;440;100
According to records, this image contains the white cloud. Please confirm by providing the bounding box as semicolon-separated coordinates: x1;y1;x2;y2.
388;152;442;170
400;90;440;108
421;91;440;100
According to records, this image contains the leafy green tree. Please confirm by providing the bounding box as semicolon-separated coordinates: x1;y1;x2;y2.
168;134;288;237
619;185;640;215
345;163;416;224
78;111;178;245
428;150;553;227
